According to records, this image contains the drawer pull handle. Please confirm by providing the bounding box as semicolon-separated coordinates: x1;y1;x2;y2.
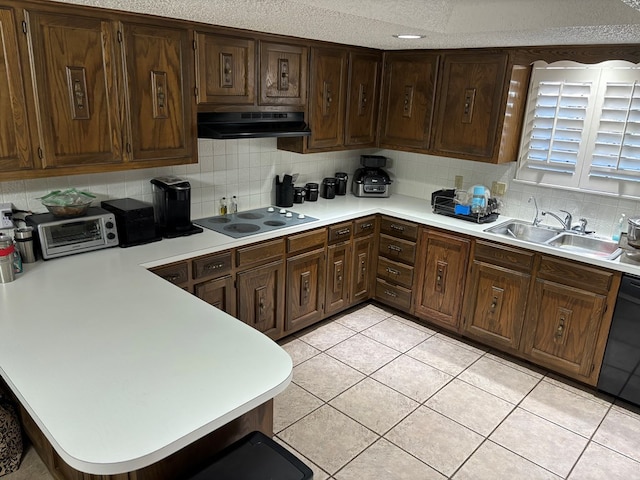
390;224;405;232
386;267;400;275
165;274;181;282
336;228;351;236
384;289;398;298
388;244;402;252
490;296;498;310
555;317;565;338
360;223;373;230
205;262;225;271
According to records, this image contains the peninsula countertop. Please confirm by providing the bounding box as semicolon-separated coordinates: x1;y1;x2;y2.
1;194;639;475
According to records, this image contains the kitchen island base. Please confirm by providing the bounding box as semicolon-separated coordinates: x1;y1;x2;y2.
9;391;273;480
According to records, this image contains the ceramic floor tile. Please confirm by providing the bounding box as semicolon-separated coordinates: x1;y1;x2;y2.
279;338;321;366
372;354;453;402
386;406;483;477
3;445;53;480
335;438;446;480
434;332;488;355
334;307;390;332
426;379;515;436
273;436;330;480
279;405;378;475
361;318;433;352
329;378;419;434
458;356;541;404
326;334;400;375
490;408;589;478
593;406;640;463
520;380;609;438
406;335;483;376
297;321;357;351
544;374;614;407
568;441;640;480
274;382;324;433
387;313;438;334
486;350;546;379
292;353;365;401
453;441;562;480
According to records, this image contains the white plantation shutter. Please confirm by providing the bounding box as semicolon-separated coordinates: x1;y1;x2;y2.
517;61;640;197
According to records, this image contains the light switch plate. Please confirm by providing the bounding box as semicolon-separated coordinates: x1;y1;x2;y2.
0;203;13;229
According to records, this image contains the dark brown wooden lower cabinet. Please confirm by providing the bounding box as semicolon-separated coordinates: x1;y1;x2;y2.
325;242;351;315
236;260;285;340
350;234;375;304
286;248;325;333
194;275;236;316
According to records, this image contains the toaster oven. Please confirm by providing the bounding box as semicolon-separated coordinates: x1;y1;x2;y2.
26;207;119;259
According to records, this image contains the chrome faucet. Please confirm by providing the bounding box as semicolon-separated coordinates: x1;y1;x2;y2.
541;210;573;230
571;218;588;234
528;196;542;226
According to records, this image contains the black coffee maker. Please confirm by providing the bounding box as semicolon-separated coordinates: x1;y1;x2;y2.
150;176;203;238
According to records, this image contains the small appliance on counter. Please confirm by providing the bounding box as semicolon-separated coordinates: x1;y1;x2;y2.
431;187;500;224
335;172;349;195
101;198;162;247
26;207;119;259
352;155;392;197
321;178;337;199
150;176;203;238
305;183;319;202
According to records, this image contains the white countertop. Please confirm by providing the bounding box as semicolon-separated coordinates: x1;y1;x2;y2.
1;193;639;475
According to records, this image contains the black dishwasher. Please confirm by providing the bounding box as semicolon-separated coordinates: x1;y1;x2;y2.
598;273;640;406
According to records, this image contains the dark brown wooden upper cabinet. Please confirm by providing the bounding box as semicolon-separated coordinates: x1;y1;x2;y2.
345;51;381;147
194;32;256;105
307;46;348;150
378;51;439;151
121;21;194;163
259;41;307;106
432;52;524;163
0;7;36;174
24;9;123;169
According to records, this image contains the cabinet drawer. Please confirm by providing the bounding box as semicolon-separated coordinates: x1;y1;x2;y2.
236;238;284;269
474;240;534;272
193;251;232;280
328;222;353;244
353;216;376;238
379;217;418;241
151;262;189;286
287;228;326;254
375;278;412;310
537;256;616;295
379;234;416;265
377;257;414;288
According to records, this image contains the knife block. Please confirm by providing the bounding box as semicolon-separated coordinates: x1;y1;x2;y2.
275;177;294;207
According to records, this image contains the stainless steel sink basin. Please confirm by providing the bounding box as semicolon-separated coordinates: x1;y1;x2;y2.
484;220;562;243
546;233;622;260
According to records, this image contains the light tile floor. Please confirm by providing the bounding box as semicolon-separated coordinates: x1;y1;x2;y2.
275;303;640;480
6;302;640;479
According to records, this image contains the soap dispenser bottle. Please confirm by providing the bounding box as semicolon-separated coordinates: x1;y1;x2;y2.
612;214;626;242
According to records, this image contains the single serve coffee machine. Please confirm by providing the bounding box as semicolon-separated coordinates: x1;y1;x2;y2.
150;176;203;238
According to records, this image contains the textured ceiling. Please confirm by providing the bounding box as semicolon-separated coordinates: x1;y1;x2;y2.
53;0;640;49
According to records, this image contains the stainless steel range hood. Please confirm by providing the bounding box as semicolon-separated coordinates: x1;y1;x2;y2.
197;112;311;139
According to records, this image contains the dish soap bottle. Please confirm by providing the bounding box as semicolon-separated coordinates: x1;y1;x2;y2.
612;213;626;242
219;197;228;215
230;196;238;214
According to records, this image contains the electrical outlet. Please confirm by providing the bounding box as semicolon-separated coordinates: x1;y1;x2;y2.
454;175;464;190
495;182;507;196
0;203;13;229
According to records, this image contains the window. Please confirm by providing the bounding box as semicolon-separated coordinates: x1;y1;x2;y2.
516;61;640;198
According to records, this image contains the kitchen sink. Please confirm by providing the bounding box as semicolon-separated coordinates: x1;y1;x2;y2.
546;233;622;260
484;220;562;244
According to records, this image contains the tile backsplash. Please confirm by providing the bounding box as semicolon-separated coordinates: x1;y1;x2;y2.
1;140;639;238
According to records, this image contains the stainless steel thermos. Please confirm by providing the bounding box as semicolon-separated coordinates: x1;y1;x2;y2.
14;227;36;263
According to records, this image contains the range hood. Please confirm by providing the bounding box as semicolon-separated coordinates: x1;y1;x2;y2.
197;111;311;139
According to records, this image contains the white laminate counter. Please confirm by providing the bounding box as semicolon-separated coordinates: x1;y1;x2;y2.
1;194;639;475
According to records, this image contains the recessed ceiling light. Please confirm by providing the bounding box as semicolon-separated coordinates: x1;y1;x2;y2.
393;34;425;39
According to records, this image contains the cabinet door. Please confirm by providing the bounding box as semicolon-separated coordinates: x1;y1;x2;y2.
463;261;530;351
413;229;469;331
522;279;607;381
195;275;236;317
325;242;351;315
25;10;122;168
0;7;35;174
345;51;380;147
350;235;374;304
259;41;307;106
236;260;284;340
432;52;508;160
286;249;325;333
378;52;439;150
121;22;194;163
308;47;347;150
195;33;255;105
